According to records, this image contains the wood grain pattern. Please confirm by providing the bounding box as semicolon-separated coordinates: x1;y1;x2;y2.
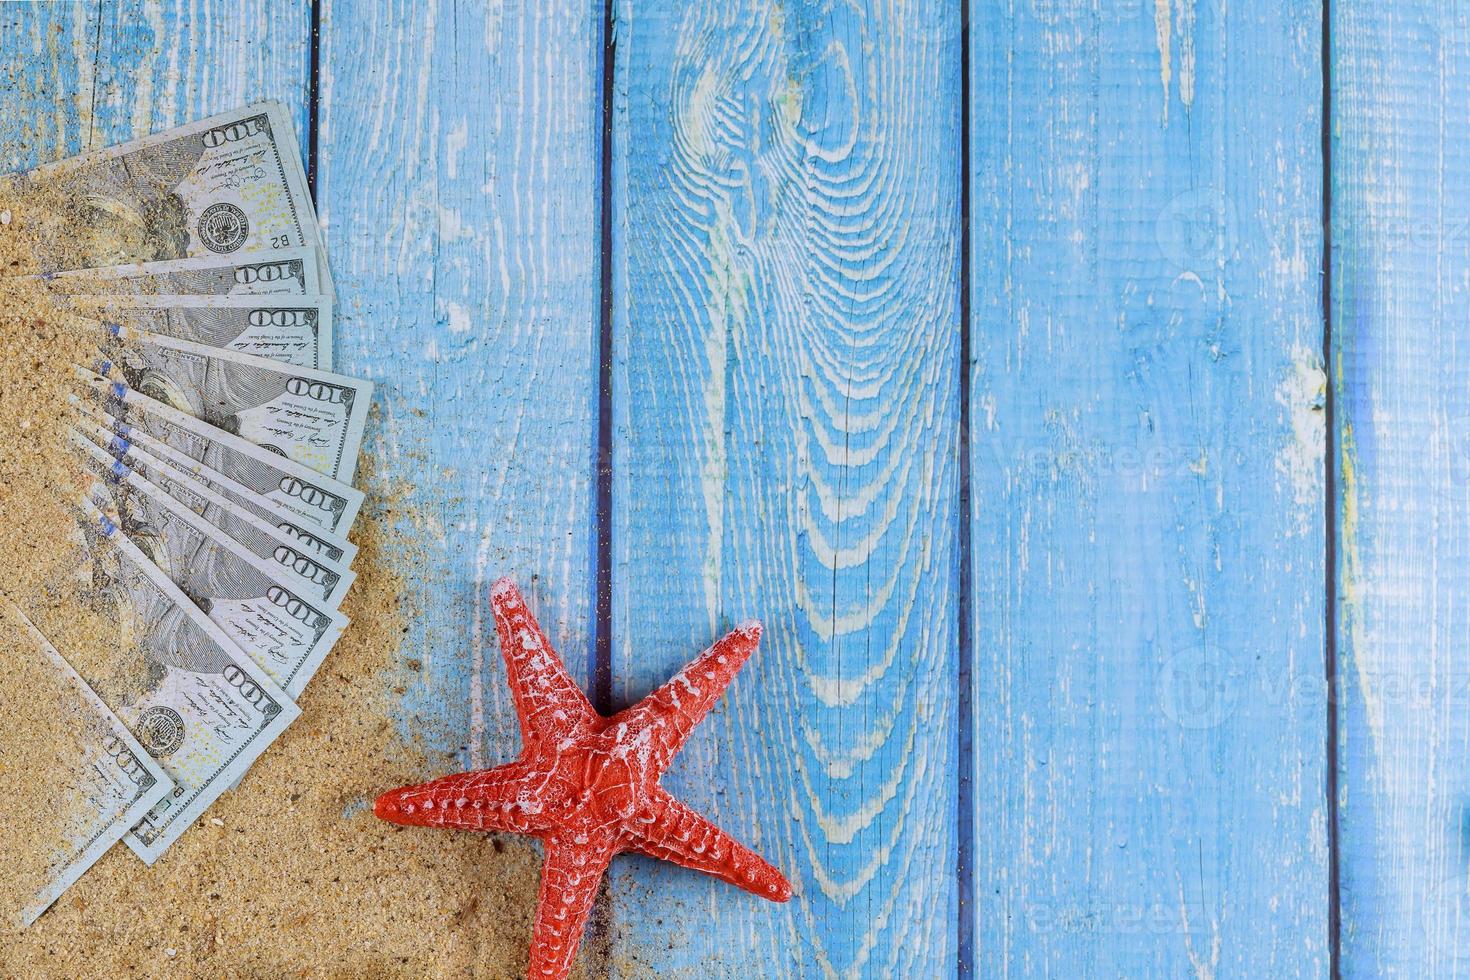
22;0;1470;975
1332;4;1470;974
969;1;1330;974
315;0;601;774
0;0;309;169
0;2;95;170
607;2;961;976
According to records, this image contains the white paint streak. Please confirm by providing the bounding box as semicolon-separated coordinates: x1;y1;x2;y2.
445;116;468;180
1154;0;1173;122
1274;345;1326;525
444;300;472;335
130;0;165;138
1175;0;1197;110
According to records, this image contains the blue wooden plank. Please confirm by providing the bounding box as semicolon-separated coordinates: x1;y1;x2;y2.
316;0;601;775
0;0;309;169
608;2;961;975
1332;4;1470;974
0;2;98;170
970;2;1329;975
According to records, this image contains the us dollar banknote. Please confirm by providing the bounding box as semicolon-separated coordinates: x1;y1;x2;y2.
75;435;355;608
96;332;371;482
75;447;349;699
3;603;174;926
73;382;364;535
75;417;358;567
41;503;300;864
77;293;333;369
37;247;320;297
7;103;324;281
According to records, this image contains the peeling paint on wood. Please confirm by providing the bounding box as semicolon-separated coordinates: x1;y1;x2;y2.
12;0;1470;974
969;1;1329;975
1333;3;1470;975
608;1;960;975
316;0;601;767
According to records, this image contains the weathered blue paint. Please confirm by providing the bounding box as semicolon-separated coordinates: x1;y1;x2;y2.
0;1;309;170
1332;4;1470;974
316;0;602;782
969;1;1330;975
0;3;96;169
17;0;1470;974
607;2;961;976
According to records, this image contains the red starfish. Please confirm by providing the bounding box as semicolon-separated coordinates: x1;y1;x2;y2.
374;578;792;979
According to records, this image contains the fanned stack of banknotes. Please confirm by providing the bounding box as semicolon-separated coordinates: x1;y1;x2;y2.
5;103;373;924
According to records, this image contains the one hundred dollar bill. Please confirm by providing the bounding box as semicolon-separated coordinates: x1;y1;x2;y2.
63;502;301;864
75;415;356;566
77;293;333;369
72;382;364;535
33;247;320;297
96;332;371;482
8;103;326;288
75;412;356;564
74;434;356;609
2;603;174;926
74;443;349;699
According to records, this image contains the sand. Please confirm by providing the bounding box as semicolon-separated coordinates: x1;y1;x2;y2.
2;495;573;978
0;612;97;928
0;180;601;977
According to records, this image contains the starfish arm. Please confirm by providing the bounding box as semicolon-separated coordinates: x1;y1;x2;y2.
612;621;762;774
626;788;792;903
375;762;564;835
528;830;619;980
490;578;599;744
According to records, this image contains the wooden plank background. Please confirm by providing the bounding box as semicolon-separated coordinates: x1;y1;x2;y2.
315;0;601;767
608;2;959;975
1333;2;1470;974
0;1;309;172
970;1;1330;975
7;0;1470;975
